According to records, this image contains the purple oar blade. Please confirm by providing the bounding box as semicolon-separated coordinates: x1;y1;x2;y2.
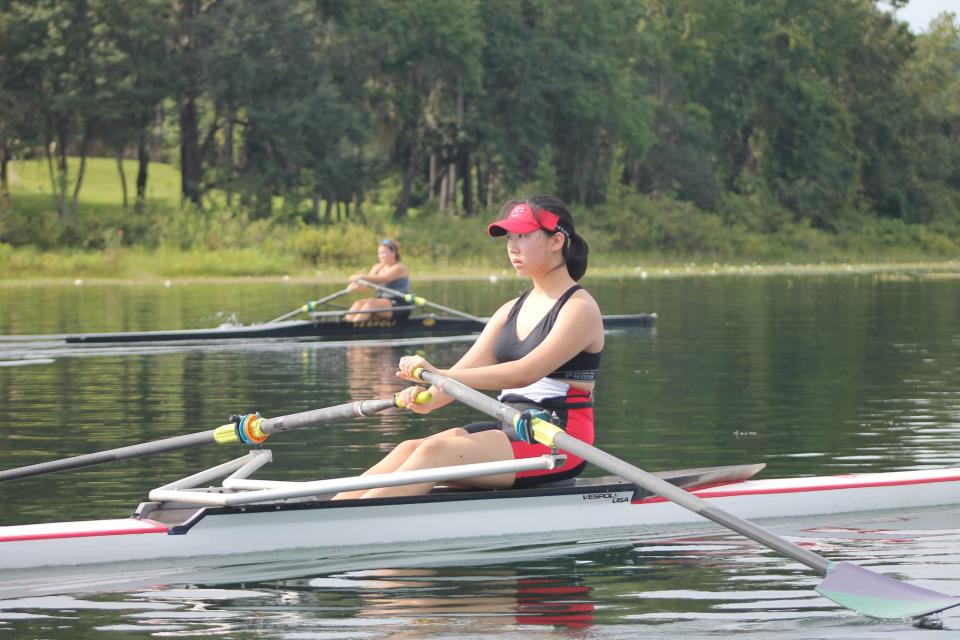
816;562;960;619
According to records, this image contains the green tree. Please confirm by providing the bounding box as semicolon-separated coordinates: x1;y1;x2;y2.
473;0;653;206
199;0;373;220
353;0;484;218
627;0;723;208
0;4;20;197
94;0;172;210
637;0;929;229
2;0;112;224
880;13;960;223
171;0;220;206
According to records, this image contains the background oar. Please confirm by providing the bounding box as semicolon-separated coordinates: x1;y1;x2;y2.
356;279;486;323
267;287;351;323
412;369;960;621
0;392;429;482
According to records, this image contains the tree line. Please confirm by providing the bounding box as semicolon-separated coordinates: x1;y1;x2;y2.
1;0;958;234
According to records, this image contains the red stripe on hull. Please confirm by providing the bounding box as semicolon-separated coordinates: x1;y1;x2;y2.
0;521;167;543
631;472;960;505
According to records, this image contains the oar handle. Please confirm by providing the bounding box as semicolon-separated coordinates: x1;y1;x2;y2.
356;279;485;324
402;389;434;408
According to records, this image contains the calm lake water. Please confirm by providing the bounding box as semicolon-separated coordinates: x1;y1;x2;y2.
0;273;958;638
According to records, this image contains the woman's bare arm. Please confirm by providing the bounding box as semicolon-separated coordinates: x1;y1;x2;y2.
397;298;514;411
353;262;408;286
400;291;603;392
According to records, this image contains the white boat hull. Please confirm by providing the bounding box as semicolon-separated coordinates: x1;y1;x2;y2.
1;467;958;571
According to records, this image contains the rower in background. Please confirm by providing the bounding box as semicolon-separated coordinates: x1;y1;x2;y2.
344;238;411;323
335;195;603;499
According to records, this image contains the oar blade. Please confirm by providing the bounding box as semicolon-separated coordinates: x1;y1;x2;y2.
816;561;960;619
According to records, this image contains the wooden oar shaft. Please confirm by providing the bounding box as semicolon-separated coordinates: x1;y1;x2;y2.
415;370;829;573
356;279;485;323
0;397;406;482
268;288;351;323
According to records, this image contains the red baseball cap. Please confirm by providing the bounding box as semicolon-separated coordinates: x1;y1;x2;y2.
488;204;564;237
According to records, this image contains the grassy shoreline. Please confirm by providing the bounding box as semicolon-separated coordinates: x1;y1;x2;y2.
5;156;958;286
5;158;959;286
2;259;957;287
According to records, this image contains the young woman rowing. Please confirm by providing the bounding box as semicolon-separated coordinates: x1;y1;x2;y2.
343;238;411;323
335;196;603;499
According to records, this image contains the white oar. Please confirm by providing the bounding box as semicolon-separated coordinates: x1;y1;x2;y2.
356;279;486;323
268;288;351;323
0;392;429;482
411;368;960;621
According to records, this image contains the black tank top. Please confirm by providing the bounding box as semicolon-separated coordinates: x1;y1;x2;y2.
494;285;602;382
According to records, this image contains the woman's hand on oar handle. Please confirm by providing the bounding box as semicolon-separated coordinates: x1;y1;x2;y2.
396;358;448;414
395;386;437;414
396;355;441;382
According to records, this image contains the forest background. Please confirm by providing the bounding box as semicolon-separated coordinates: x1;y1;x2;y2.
1;0;958;279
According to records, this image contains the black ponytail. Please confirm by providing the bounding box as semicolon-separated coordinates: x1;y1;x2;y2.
526;195;589;281
563;230;589;281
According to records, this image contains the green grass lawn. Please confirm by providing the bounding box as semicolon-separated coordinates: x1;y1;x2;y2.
9;156;181;205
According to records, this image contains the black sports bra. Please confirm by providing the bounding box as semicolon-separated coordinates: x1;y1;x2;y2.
494;285;602;382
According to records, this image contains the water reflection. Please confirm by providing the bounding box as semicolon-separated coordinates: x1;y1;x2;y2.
346;345;404;404
342;344;417;452
310;567;595;629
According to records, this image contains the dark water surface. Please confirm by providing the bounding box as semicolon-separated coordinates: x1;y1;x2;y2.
0;274;958;638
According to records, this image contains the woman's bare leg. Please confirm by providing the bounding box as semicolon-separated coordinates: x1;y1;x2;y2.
364;298;394;320
344;299;367;323
332;427;467;500
345;298;393;322
345;299;375;322
332;437;425;500
358;429;515;499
